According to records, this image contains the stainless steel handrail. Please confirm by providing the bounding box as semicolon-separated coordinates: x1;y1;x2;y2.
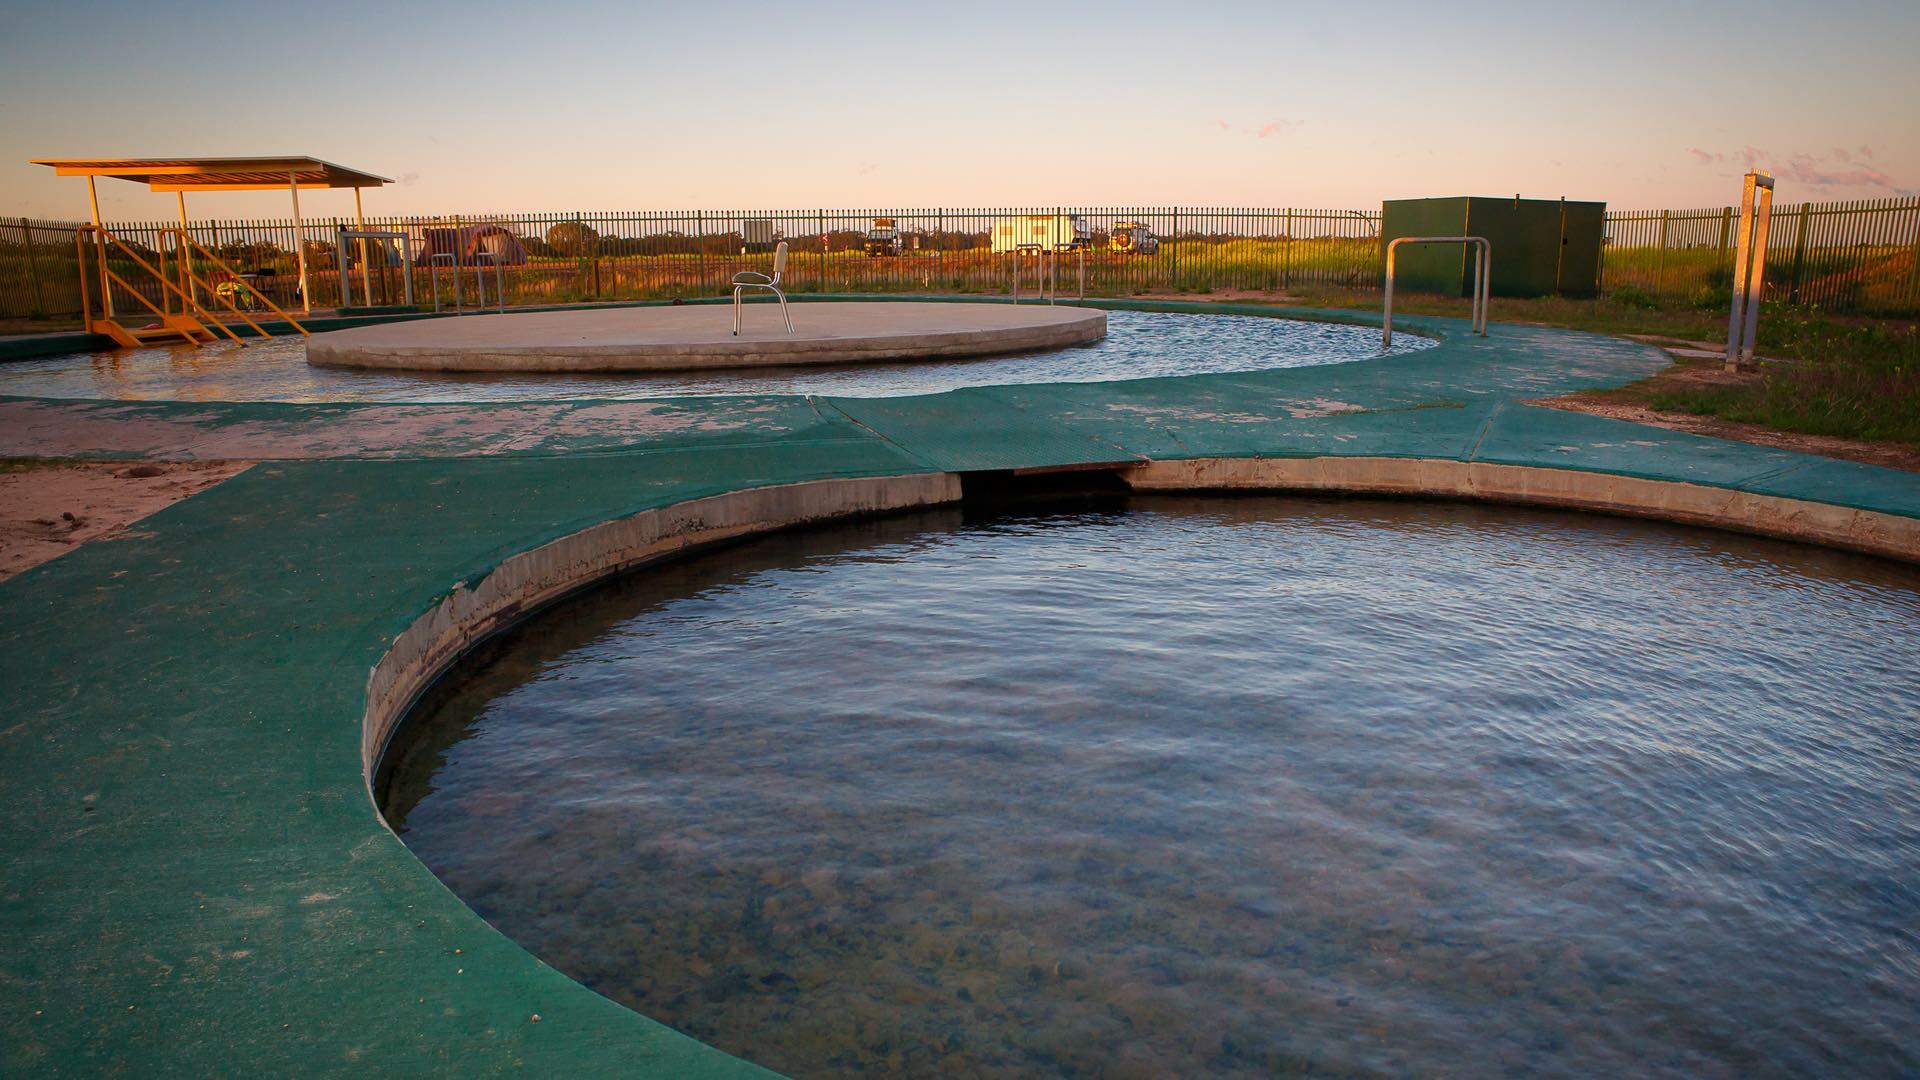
472;251;506;314
427;253;459;313
1057;243;1085;302
1383;236;1491;347
731;240;794;335
1012;244;1050;304
336;227;414;307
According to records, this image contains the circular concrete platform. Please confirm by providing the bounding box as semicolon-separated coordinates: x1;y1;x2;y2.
306;301;1107;373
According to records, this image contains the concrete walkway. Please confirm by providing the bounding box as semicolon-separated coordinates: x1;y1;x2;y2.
2;300;1916;1076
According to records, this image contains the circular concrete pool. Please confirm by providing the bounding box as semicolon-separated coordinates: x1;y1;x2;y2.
0;309;1429;402
380;497;1920;1077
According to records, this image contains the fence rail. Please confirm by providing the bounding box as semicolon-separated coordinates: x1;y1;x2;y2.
5;198;1917;322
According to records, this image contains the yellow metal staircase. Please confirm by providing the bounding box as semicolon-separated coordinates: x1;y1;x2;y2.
76;226;308;348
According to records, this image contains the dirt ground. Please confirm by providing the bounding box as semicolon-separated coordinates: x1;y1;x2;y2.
1532;339;1920;474
0;460;252;581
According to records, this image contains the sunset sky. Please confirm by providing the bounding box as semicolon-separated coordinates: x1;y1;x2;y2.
3;0;1916;222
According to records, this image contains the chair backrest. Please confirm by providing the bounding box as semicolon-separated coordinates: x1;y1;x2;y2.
771;241;788;281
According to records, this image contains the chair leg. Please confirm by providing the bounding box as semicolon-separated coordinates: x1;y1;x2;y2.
732;286;742;335
773;287;793;334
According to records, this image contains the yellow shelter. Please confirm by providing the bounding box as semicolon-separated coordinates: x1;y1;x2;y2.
32;156;391;345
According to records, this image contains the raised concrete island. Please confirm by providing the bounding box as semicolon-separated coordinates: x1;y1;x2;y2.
306;300;1107;372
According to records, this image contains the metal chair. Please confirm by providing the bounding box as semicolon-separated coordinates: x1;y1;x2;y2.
731;240;794;335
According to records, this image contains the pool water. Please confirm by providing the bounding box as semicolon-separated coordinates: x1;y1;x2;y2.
0;310;1428;402
381;498;1920;1077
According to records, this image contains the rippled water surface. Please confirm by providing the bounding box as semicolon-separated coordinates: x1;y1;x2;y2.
383;498;1920;1077
0;310;1428;402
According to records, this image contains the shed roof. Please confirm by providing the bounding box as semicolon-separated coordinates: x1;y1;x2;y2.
31;156;391;191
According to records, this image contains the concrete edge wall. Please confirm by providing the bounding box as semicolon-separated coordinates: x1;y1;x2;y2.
363;456;1920;790
308;309;1107;373
359;471;963;789
1123;457;1920;565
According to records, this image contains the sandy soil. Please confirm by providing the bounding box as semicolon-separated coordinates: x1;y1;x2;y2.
0;460;252;581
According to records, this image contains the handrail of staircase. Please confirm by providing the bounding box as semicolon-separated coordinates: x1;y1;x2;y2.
85;227;243;343
162;240;277;340
97;263;199;332
168;228;311;336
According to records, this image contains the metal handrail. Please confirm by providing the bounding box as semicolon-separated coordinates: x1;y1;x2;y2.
1383;235;1491;347
1011;244;1045;303
79;226;233;342
1057;243;1085;302
428;253;461;313
81;225;277;345
336;227;415;308
168;229;310;335
471;251;506;313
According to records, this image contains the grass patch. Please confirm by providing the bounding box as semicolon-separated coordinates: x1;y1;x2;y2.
1648;315;1920;445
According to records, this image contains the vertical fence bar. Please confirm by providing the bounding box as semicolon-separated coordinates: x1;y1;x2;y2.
20;218;45;315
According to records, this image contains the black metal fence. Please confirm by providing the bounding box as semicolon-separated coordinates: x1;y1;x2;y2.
1603;197;1920;315
5;198;1917;322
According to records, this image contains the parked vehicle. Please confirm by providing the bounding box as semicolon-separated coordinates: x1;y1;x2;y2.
1108;220;1161;256
990;214;1091;254
740;218;781;254
863;217;903;257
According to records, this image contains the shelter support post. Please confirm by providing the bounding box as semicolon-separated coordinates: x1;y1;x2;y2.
86;175;111;318
289;171;310;315
176;192;196;308
354;188;371;307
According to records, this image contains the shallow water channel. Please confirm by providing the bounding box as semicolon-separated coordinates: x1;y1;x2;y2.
0;310;1429;403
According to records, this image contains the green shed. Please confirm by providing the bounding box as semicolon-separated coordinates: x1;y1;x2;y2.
1381;196;1605;298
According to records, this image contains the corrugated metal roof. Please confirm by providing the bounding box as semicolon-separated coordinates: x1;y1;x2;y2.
30;156;390;190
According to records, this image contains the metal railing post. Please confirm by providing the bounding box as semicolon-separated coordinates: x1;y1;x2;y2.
1726;171;1775;372
20;218;45;315
473;251;504;313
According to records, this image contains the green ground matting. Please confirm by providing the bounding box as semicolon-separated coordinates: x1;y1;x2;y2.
2;300;1916;1075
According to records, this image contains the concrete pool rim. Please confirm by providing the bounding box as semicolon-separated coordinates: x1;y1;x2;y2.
4;297;1919;1076
305;301;1110;373
367;456;1920;798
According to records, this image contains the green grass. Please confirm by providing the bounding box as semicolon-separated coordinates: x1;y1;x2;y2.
1649;314;1920;446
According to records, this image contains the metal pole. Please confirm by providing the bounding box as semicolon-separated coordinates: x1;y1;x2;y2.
1788;202;1810;304
354;187;372;307
87;176;112;318
289;172;310;315
399;232;414;307
1483;241;1492;332
176;192;196;309
1739;183;1774;368
1383;240;1398;348
1726;171;1775;372
1283;208;1293;292
451;215;464;311
1654;209;1670;300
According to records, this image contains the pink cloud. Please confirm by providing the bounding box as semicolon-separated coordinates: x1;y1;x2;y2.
1694;145;1910;196
1214;116;1299;139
